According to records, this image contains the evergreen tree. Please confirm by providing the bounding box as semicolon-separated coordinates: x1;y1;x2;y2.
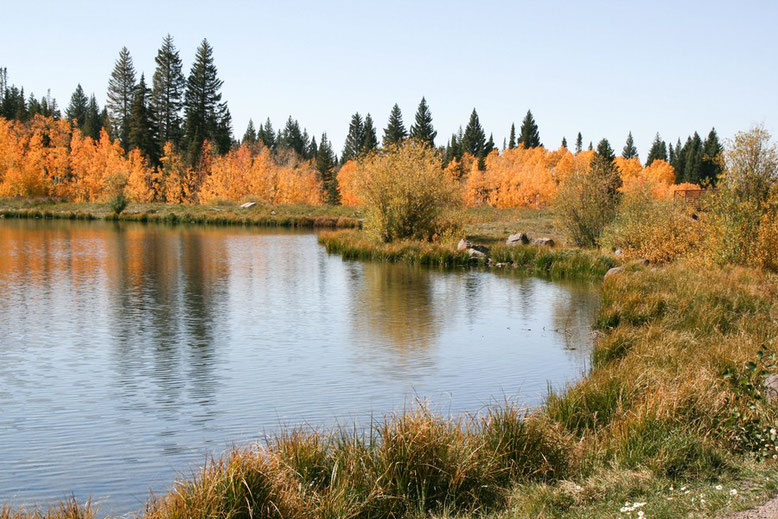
82;95;102;140
258;118;275;148
672;138;686;181
65;84;88;127
361;113;378;155
106;46;137;149
382;103;407;147
562;136;568;149
485;134;495;156
700;128;723;186
508;123;516;149
279;116;305;156
575;132;583;153
462;109;487;170
683;132;704;185
341;112;364;163
594;138;622;195
408;97;436;147
622;131;638;159
100;108;112;139
307;135;318;159
183;39;230;163
518;110;541;148
588;141;593;151
315;133;338;204
151;34;185;150
128;74;158;164
645;133;668;166
242;119;257;145
502;138;507;151
595;138;616;164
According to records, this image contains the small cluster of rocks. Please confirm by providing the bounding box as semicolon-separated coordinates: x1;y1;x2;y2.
457;232;557;264
506;232;555;248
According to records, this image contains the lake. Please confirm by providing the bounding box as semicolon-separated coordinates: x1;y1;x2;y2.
0;218;598;515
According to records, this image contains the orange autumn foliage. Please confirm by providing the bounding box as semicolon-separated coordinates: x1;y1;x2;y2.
336;160;362;207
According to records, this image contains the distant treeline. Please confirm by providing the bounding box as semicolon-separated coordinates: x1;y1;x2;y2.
0;34;723;187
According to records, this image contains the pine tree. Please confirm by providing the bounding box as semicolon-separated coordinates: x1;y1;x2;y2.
485;133;495;155
183;39;230;163
100;108;112;139
683;132;704;185
128;74;158;164
361;113;378;154
700;128;723;186
151;34;185;150
508;123;516;149
307;135;318;160
65;84;88;127
279;116;305;156
575;132;583;153
518;110;541;148
408;97;436;147
341;112;364;163
242;119;257;145
106;46;137;149
672;138;686;181
622;131;638;159
82;95;102;140
258;118;275;148
316;133;338;204
588;141;593;151
382;103;407;147
595;138;616;164
462;109;487;170
594;138;622;195
562;137;568;149
645;133;668;166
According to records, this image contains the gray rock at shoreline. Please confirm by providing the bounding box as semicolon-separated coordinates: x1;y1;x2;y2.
532;237;555;247
765;374;778;403
506;233;530;246
605;266;625;279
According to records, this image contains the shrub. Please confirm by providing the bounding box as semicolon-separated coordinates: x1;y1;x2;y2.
554;160;619;247
353;141;462;242
602;189;702;263
109;191;128;215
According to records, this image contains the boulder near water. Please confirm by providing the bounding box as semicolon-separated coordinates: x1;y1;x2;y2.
532;237;555;247
506;233;530;246
605;266;625;279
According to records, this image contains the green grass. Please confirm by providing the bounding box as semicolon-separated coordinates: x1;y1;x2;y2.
0;199;362;230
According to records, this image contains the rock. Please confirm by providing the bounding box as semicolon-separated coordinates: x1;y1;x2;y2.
532;237;555;247
457;238;471;251
271;210;276;215
765;374;778;403
469;243;490;255
614;249;623;257
605;266;625;279
239;202;257;209
506;232;530;246
467;248;488;260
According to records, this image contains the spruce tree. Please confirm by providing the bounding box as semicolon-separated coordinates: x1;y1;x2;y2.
258;118;275;148
151;34;185;150
485;134;495;156
242;119;257;145
128;74;158;164
382;103;407;147
307;135;318;160
645;133;668;166
106;46;137;149
683;132;704;185
280;117;305;156
508;123;516;149
622;131;638;159
183;39;230;163
700;128;723;186
594;138;622;195
575;132;583;153
82;95;102;140
315;133;338;204
65;84;88;127
341;112;364;163
588;141;593;151
517;110;541;148
595;138;616;163
408;97;436;147
562;137;568;149
672;138;686;181
361;114;378;155
462;109;487;170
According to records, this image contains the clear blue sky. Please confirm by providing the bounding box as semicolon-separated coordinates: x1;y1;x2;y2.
2;0;775;157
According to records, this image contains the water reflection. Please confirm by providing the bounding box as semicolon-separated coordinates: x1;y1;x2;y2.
0;219;598;514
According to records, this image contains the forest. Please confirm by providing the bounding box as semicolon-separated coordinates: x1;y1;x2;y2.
0;35;724;210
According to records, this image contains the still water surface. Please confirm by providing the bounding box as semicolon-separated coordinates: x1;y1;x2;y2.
0;219;598;514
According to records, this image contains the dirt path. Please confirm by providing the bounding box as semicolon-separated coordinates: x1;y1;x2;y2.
727;497;778;518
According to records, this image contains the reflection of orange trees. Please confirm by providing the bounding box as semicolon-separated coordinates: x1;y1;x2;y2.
354;262;439;352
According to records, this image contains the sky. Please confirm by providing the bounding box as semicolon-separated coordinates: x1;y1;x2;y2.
1;0;776;157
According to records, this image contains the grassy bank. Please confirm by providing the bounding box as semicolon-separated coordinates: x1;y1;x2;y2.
319;229;618;281
0;199;362;229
